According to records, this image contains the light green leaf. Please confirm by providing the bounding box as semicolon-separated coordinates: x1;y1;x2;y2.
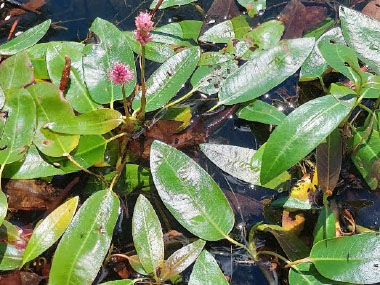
219;38;315;105
310;233;380;283
27;42;50;79
198;52;234;66
47;109;122;135
23;196;79;264
237;0;266;17
0;89;36;165
150;140;234;241
0;86;4;109
289;263;337;285
49;190;120;285
152;20;202;46
150;0;197;9
28;82;79;157
189;250;228;285
0;192;7;226
0;243;24;270
0;20;51;56
244;20;283;50
0;51;34;91
340;6;380;75
260;95;355;184
161;239;205;280
313;205;336;246
237;100;286;125
132;195;164;275
133;47;200;112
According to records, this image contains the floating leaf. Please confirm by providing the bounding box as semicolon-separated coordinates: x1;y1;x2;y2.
23;196;79;265
49;190;120;285
316;128;342;194
84;18;136;105
150;0;197;9
219;38;315;105
28;82;79;157
46;42;99;113
244;20;284;50
0;89;36;165
0;51;34;91
260;95;355;184
132;195;164;275
150;140;234;241
289;263;335;285
133;47;200;112
161;239;205;280
47;109;122;135
313;205;336;245
152;20;202;46
0;20;51;56
310;233;380;283
340;6;380;75
200;143;290;190
198;52;234;66
188;250;228;285
237;0;266;17
237;100;286;125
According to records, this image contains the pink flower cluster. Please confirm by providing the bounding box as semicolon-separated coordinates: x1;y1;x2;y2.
134;12;154;46
108;63;134;85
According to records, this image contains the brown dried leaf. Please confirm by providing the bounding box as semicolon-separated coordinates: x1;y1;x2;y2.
9;0;45;16
0;271;42;285
281;210;305;235
201;0;240;34
362;0;380;21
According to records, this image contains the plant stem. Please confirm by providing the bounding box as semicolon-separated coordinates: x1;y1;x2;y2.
106;132;128;144
256;250;291;265
165;88;196;109
284;257;312;268
136;46;147;121
151;0;164;17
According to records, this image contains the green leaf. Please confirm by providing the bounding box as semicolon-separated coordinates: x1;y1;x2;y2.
0;51;34;91
244;20;283;50
219;38;315;105
316;129;342;193
133;47;200;112
27;43;50;80
191;61;238;95
84;18;136;105
313;205;336;246
310;233;380;283
0;89;36;165
301;27;346;81
47;109;122;135
289;263;337;285
304;18;335;40
200;143;290;190
0;20;51;56
340;6;380;75
198;52;234;66
150;0;197;9
260;95;355;184
46;42;99;113
150;140;234;241
237;0;266;17
4;136;106;179
49;190;120;285
125;32;175;64
237;100;286;125
101;281;134;285
188;250;228;285
271;197;315;210
132;195;164;275
360;73;380;99
350;127;380;190
125;164;153;193
153;20;202;46
28;82;80;157
23;196;79;265
0;243;24;270
128;254;148;275
0;192;7;226
257;224;309;261
0;86;4;110
161;239;205;280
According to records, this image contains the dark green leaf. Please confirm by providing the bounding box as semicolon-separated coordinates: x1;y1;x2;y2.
313;205;336;245
261;95;355;184
132;195;164;275
150;140;234;241
49;190;120;285
219;38;315;105
0;20;51;56
161;239;206;280
188;250;228;285
237;100;286;125
289;263;337;285
23;196;78;264
133;47;200;112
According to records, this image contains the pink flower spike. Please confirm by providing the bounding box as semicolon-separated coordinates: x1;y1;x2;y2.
108;63;134;85
134;11;154;46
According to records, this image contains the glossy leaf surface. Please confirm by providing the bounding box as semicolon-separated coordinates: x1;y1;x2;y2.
150;140;234;241
49;190;120;285
313;205;335;245
150;0;197;9
0;20;51;56
289;263;336;285
237;100;286;125
133;47;200;112
48;109;122;135
132;195;164;274
161;239;205;280
219;38;314;105
188;250;228;285
0;243;24;270
261;95;355;184
23;196;79;264
0;89;36;165
0;192;7;227
0;52;34;91
310;233;380;283
28;82;79;157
